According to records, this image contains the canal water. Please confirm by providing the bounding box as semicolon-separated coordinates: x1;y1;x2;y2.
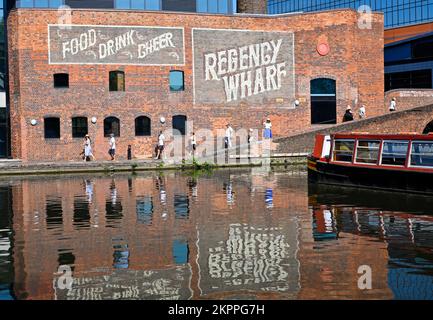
0;167;432;300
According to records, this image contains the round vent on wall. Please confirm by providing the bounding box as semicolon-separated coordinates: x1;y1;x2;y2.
317;43;330;56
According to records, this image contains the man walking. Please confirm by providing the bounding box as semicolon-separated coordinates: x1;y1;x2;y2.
224;124;234;149
109;133;116;161
155;131;165;160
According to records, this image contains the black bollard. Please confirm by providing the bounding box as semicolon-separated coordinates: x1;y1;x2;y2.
127;145;132;160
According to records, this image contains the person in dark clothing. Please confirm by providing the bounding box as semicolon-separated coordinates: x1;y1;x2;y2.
343;106;354;122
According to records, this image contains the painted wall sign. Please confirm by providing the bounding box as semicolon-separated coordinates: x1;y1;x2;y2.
48;25;185;65
192;28;295;106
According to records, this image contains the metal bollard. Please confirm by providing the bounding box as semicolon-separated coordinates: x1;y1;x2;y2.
127;145;132;160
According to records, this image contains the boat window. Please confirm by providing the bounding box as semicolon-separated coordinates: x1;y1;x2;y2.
355;140;380;164
410;142;433;167
381;141;409;166
332;139;355;162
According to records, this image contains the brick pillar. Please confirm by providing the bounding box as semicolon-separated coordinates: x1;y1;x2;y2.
237;0;267;14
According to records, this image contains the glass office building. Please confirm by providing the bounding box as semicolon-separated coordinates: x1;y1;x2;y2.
268;0;433;28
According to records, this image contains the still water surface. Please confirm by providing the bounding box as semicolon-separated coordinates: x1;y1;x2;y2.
0;167;432;300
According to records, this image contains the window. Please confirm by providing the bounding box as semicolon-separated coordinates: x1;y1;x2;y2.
114;0;161;10
355;140;380;164
412;37;433;60
169;70;184;91
109;71;125;91
162;0;195;12
72;117;88;138
44;117;60;139
310;78;336;125
104;117;120;137
410;142;433;168
196;0;231;13
135;116;151;136
332;139;355;162
381;141;409;166
172;115;187;136
53;73;69;88
385;70;432;91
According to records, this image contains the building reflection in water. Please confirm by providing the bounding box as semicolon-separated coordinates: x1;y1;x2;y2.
106;180;123;228
2;170;433;299
308;183;433;300
136;197;153;225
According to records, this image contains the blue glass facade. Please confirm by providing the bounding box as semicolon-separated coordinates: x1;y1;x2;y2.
15;0;235;13
268;0;433;29
385;33;433;90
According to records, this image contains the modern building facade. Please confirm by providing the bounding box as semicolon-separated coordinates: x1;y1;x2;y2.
268;0;433;29
7;7;384;161
385;32;433;91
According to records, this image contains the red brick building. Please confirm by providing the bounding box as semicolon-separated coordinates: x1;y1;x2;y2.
7;8;384;161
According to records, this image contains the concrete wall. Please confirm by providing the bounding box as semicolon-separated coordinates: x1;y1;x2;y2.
8;8;384;161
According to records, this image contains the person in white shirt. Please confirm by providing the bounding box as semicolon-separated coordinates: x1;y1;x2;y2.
358;105;366;119
155;131;165;160
224;124;234;149
389;97;396;112
190;132;197;157
109;133;116;161
263;118;272;139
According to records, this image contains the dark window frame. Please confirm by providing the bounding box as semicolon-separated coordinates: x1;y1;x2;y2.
135;116;151;136
53;73;69;88
172;114;187;136
44;117;61;139
71;116;88;138
104;116;120;137
109;70;125;92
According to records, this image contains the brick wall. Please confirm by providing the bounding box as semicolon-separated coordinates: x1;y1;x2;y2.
384;89;433;113
276;102;433;154
8;8;384;161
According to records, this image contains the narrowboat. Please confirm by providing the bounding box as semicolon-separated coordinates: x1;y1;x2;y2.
308;132;433;194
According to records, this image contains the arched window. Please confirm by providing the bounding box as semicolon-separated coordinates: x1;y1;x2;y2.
172;115;187;136
310;78;336;125
53;73;69;88
109;70;125;91
423;120;433;134
44;117;60;139
169;70;184;91
135;116;151;136
72;117;88;138
104;117;120;137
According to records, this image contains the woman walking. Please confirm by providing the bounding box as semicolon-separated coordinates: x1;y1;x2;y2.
83;134;95;161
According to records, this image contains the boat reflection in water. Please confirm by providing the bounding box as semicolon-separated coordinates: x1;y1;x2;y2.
309;183;433;300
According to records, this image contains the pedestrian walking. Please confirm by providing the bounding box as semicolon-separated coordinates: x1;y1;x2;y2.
359;104;366;119
263;117;272;139
109;133;116;161
343;106;354;122
155;131;165;160
224;124;234;149
190;132;197;157
83;134;95;161
389;97;396;112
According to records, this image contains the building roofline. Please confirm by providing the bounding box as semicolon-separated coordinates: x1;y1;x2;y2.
9;7;383;20
385;30;433;48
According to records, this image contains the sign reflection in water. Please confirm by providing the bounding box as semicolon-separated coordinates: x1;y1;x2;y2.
1;169;433;299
